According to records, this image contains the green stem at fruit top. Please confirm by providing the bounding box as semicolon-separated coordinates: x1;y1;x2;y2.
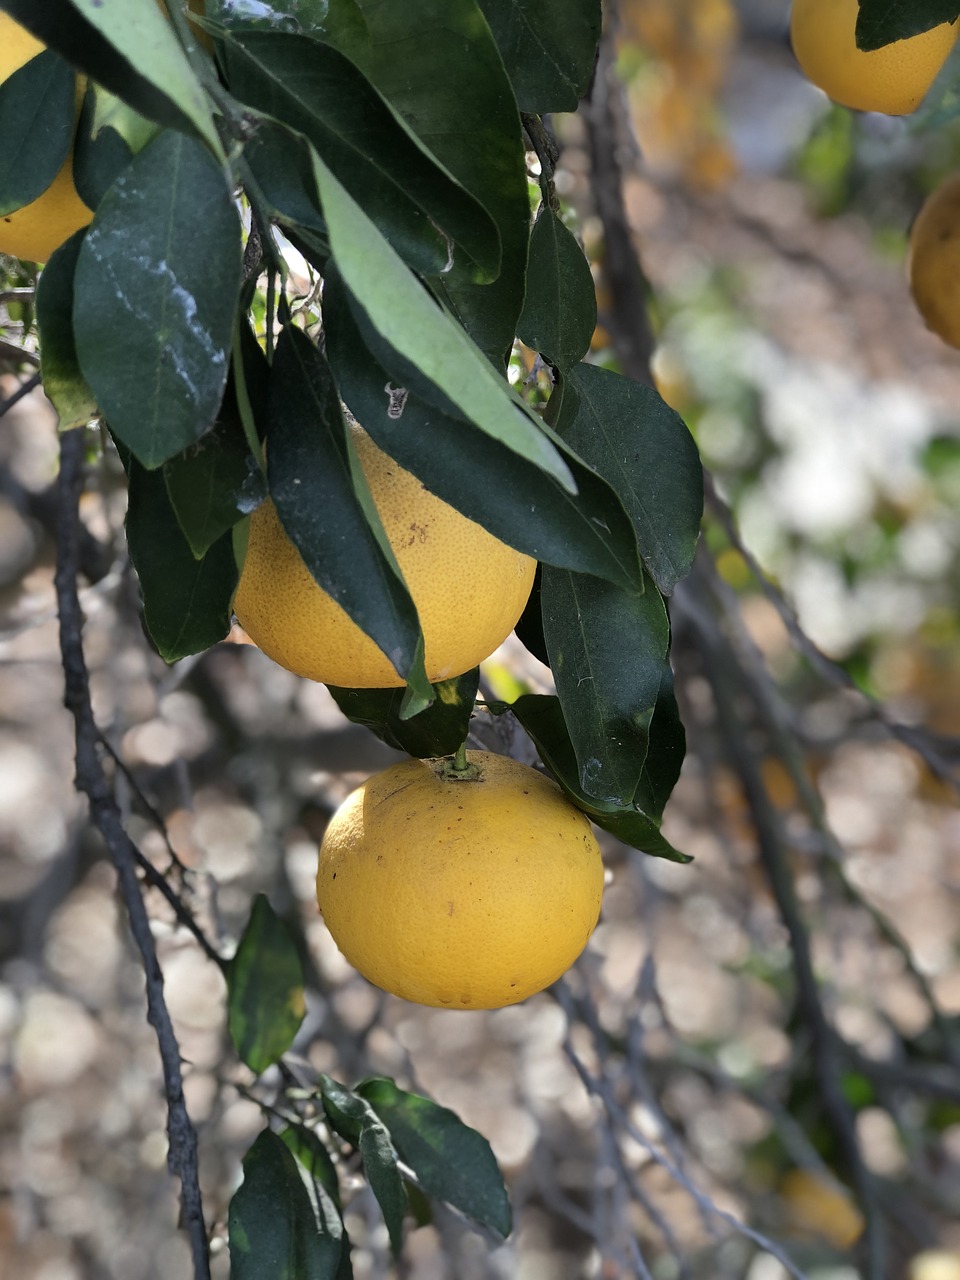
442;741;481;782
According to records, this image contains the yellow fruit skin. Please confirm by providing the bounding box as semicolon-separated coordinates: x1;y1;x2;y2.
790;0;959;115
234;426;537;688
780;1169;865;1250
908;172;960;348
316;751;604;1009
0;14;93;264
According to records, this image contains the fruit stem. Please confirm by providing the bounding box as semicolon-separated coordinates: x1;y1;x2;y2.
441;741;481;782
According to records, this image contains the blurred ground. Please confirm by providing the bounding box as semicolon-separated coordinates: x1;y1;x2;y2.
2;1;960;1277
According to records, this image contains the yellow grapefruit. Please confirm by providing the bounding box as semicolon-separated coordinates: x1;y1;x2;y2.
0;13;92;264
316;750;604;1009
908;171;960;348
233;423;536;688
790;0;958;115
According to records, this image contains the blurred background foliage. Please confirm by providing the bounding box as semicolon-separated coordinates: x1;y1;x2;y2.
1;0;959;1277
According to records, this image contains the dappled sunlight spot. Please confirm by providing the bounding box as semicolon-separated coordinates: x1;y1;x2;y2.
191;791;263;879
161;946;226;1032
283;835;320;904
656;958;742;1042
44;880;124;1006
857;1106;907;1176
0;736;69;864
932;966;960;1016
14;992;100;1092
331;978;381;1033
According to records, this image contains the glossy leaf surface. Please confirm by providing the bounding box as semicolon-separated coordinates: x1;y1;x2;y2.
35;230;98;429
323;0;530;362
309;146;573;489
517;204;597;372
227;895;306;1075
551;363;703;595
73;129;241;469
498;694;691;861
229;1130;341;1279
323;266;643;589
477;0;601;112
123;452;237;661
0;51;76;216
541;565;670;804
264;325;429;698
223;31;499;283
856;0;960;47
0;0;219;150
320;1077;406;1257
358;1077;512;1238
327;669;479;759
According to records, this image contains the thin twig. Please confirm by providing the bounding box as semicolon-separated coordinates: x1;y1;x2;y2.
0;338;40;368
692;543;960;1064
687;567;888;1279
0;370;42;417
704;474;960;794
582;7;657;385
555;983;812;1280
55;425;211;1280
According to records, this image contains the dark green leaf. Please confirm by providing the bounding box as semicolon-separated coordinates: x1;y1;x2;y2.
513;565;549;667
358;1126;407;1257
323;266;643;590
477;0;601;112
123;453;237;662
73;129;242;469
320;1077;406;1258
552;364;703;594
228;1130;341;1280
0;50;76;217
223;31;499;284
264;325;430;698
324;0;530;362
632;663;686;820
163;375;266;558
208;0;357;36
517;204;597;372
279;1125;341;1205
328;669;479;757
308;148;573;490
242;119;327;235
0;0;220;151
357;1077;512;1238
404;1180;433;1229
72;88;137;213
856;0;960;48
227;894;306;1075
279;1127;353;1277
491;694;692;861
36;229;97;430
541;566;669;804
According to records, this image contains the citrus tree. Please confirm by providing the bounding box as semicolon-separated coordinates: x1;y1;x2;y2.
1;0;959;1276
0;0;702;1273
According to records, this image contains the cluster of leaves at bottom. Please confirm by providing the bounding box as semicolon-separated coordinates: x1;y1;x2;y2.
226;896;510;1275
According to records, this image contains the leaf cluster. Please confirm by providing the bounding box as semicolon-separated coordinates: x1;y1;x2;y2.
0;0;702;854
226;896;510;1273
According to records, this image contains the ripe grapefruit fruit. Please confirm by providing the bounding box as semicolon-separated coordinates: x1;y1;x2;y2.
316;750;604;1009
233;423;536;688
908;172;960;349
0;14;92;264
790;0;958;115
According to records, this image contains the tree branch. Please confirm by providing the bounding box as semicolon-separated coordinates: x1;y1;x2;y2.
583;8;657;385
55;425;211;1280
0;370;42;417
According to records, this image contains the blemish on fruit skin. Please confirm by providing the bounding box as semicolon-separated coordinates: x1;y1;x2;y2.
447;901;455;916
